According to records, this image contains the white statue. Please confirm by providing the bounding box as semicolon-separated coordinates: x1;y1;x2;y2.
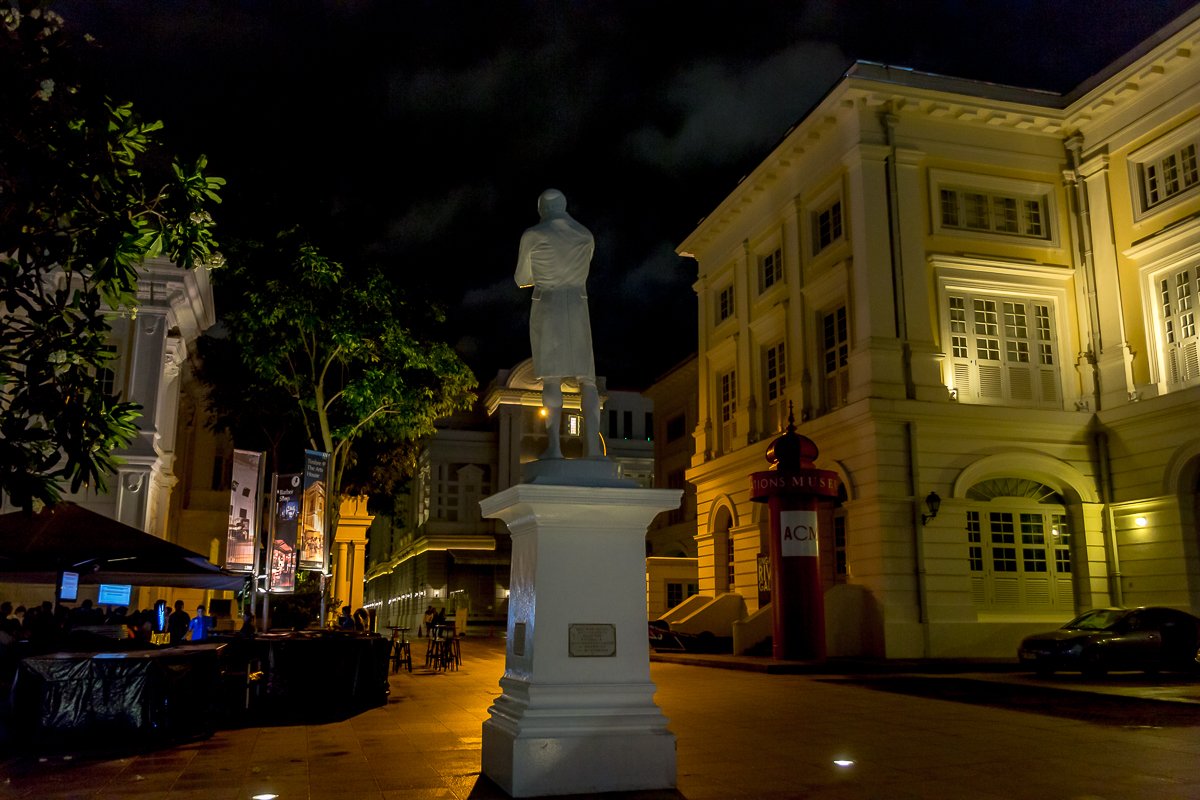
515;189;602;459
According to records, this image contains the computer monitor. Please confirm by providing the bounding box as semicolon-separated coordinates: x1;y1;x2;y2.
97;583;132;606
57;571;79;602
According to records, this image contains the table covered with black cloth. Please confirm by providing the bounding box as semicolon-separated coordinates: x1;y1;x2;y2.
247;630;389;719
11;643;224;744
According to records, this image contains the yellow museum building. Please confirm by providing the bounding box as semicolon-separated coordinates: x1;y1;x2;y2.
673;8;1200;658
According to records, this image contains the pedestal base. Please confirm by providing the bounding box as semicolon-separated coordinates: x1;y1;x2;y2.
479;482;681;797
481;677;677;797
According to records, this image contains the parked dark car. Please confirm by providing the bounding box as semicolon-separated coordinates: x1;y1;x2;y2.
1018;607;1200;676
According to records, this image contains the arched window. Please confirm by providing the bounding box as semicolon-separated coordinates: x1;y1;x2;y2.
714;507;733;593
965;478;1073;611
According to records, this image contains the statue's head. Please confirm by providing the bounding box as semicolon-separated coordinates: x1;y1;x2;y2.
538;188;567;219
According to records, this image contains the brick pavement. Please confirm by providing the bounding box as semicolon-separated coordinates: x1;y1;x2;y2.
2;635;1198;799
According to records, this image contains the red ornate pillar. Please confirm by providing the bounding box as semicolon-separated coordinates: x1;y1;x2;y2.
750;412;840;661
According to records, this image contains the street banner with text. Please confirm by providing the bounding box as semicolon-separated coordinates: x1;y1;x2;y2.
224;450;264;573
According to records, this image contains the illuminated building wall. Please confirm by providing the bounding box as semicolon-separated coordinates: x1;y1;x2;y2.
678;9;1200;658
0;258;224;611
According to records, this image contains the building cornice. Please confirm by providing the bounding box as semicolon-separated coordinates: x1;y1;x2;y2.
678;13;1200;261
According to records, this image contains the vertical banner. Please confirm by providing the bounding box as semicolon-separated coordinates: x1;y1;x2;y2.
269;473;302;593
299;450;331;571
225;450;264;572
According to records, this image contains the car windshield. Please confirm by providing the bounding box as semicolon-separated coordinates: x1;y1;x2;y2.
1063;609;1127;631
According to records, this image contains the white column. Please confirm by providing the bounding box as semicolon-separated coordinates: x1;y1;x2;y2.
692;273;712;465
480;482;681;797
844;143;906;401
1080;154;1137;408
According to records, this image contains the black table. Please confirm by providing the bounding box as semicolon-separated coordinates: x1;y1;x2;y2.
245;630;389;719
12;643;225;743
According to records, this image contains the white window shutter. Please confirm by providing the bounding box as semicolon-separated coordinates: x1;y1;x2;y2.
953;362;972;398
1007;364;1034;402
1167;346;1182;384
1038;367;1059;404
1184;340;1200;381
978;363;1003;399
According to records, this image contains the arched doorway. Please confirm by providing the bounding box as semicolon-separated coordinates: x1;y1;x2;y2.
964;478;1075;612
713;507;733;594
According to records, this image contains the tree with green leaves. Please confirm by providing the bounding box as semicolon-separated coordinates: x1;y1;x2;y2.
0;0;223;510
206;230;477;531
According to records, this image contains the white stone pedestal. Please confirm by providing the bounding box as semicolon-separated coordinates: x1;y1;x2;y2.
479;478;681;798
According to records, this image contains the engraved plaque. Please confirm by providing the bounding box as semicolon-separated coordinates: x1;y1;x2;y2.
513;622;527;657
568;623;616;657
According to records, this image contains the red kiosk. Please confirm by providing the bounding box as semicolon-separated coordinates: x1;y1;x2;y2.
750;410;840;661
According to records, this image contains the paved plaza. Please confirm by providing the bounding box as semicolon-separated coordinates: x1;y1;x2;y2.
2;635;1199;799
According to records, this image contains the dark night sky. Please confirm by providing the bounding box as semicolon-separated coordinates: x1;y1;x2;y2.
53;0;1200;389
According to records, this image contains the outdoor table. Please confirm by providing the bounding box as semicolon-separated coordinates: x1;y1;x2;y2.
12;643;225;743
252;630;389;717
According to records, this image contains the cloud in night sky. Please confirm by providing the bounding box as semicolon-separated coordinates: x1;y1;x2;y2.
385;184;499;245
48;0;1200;388
628;41;849;170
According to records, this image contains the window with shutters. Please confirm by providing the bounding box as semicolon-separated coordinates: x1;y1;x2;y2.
929;170;1057;245
1158;265;1200;388
813;199;844;254
939;188;1048;239
717;369;737;455
821;306;850;410
1129;124;1200;221
716;284;735;324
965;479;1074;612
758;247;783;293
946;291;1060;407
1140;142;1200;210
763;341;787;434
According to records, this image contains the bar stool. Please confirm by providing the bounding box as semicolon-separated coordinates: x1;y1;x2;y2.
389;626;411;673
425;626;447;669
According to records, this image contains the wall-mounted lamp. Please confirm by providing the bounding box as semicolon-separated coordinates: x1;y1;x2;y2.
1134;516;1148;528
921;491;941;526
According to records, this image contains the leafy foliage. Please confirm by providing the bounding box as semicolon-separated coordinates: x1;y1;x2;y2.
206;230;477;513
0;0;223;509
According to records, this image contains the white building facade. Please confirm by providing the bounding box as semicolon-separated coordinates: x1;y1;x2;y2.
680;10;1200;658
0;257;222;610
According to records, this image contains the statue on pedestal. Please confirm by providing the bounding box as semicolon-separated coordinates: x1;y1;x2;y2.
515;189;602;459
